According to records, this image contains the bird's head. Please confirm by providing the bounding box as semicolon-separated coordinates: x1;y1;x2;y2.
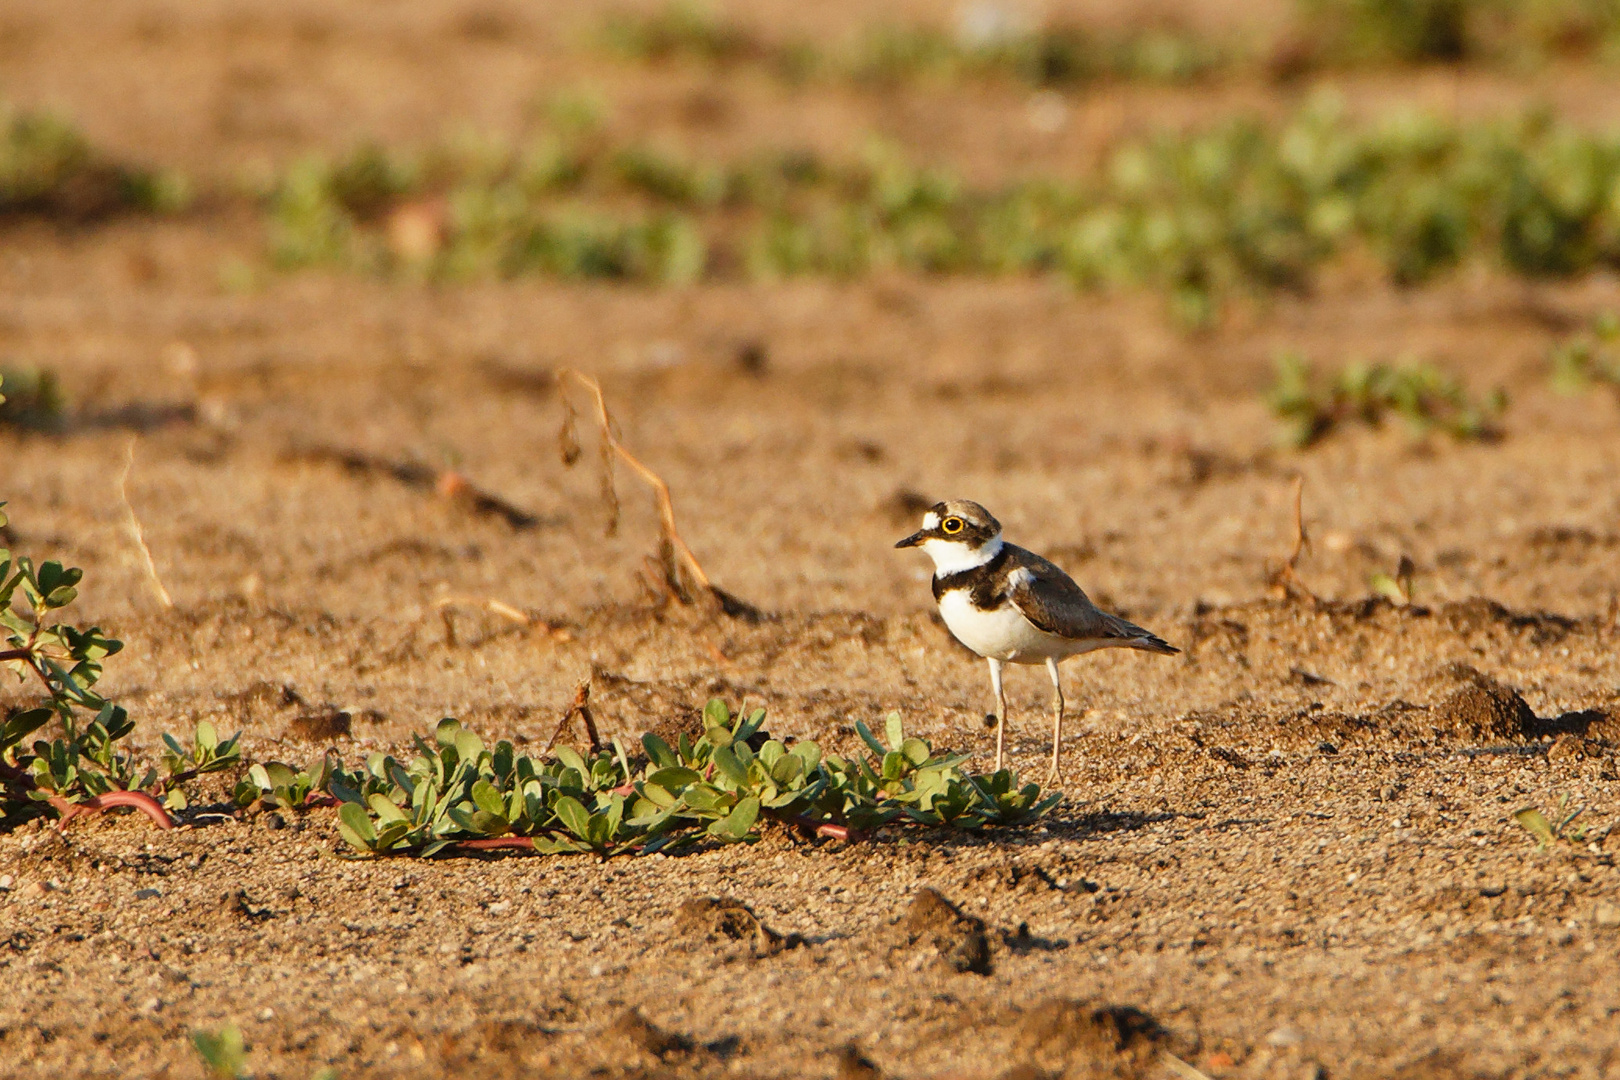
894;500;1003;573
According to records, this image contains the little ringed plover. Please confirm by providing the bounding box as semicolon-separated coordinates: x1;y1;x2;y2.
896;499;1177;782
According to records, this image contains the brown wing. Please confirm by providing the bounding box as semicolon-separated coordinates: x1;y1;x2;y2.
1004;547;1179;653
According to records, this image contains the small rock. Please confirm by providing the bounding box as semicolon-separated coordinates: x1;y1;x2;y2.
0;874;12;891
1595;902;1620;928
1480;882;1506;898
258;1007;275;1021
265;812;286;830
1266;1026;1304;1048
135;888;162;900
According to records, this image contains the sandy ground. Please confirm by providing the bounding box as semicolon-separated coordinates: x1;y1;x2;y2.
3;2;1620;1078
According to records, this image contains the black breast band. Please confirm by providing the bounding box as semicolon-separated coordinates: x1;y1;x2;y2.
932;545;1012;608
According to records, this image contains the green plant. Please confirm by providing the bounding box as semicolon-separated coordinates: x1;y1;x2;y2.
192;1024;248;1080
1514;796;1592;849
322;700;1059;858
1550;311;1620;393
1;502;239;828
0;366;66;431
1268;351;1506;447
1295;0;1620;67
0;101;189;216
597;2;755;64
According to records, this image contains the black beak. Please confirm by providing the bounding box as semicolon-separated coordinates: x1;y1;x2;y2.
895;531;926;549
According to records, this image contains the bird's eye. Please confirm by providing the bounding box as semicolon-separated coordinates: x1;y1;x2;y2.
941;517;964;535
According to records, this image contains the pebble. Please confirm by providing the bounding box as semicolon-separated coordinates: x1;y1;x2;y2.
135;888;162;900
1595;902;1620;928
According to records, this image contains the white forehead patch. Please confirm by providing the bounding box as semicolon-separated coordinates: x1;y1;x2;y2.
923;511;940;530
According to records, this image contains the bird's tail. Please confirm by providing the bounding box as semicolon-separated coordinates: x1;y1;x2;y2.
1105;614;1180;655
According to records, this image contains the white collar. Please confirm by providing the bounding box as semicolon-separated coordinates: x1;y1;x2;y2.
920;536;1003;575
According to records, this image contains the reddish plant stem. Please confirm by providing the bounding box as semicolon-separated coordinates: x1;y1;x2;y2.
48;790;174;830
793;816;862;843
455;837;536;851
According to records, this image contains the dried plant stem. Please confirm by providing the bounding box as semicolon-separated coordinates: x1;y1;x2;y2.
556;368;715;605
545;679;602;754
1269;474;1317;604
118;438;173;609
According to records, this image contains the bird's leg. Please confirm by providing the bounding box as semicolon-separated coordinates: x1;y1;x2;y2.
1045;656;1065;785
988;657;1007;774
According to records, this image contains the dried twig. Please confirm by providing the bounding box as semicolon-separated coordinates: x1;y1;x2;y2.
282;445;545;530
117;437;173;608
431;595;569;649
1268;474;1317;604
545;679;602;754
556;368;717;607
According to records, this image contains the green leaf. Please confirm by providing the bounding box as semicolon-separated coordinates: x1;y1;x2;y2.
885;712;905;750
710;795;759;840
855;720;887;758
555;746;589;779
466;809;511;836
899;737;930;766
2;707;52;748
554;795;593;841
454;728;485;765
368;792;407;824
638;782;678;809
790;739;822;772
642;733;678;769
375;819;410;851
195;720;218;757
338;802;377;847
703;698;731;730
711;745;750;786
434;717;461;749
1514;806;1557;848
471;779;505;819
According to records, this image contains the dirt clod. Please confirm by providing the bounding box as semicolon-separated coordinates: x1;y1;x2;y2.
674;896;797;956
834;1044;884;1080
1013;1000;1166;1078
1430;668;1535;742
606;1008;689;1059
894;887;991;975
286;707;353;741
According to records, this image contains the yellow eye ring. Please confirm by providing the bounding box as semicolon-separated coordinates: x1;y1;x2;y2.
941;517;964;535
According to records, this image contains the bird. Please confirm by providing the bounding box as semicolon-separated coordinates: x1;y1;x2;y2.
895;499;1177;783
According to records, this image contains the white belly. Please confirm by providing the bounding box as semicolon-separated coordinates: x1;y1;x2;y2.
937;592;1098;663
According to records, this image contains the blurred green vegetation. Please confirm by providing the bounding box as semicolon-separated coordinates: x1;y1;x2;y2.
1268;351;1507;446
590;0;1620;84
259;100;1620;324
1297;0;1620;66
595;2;1226;87
0;103;189;218
1549;311;1620;393
0;366;66;432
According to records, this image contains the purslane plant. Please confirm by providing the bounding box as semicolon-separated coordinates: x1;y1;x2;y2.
1;497;238;827
238;700;1060;857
